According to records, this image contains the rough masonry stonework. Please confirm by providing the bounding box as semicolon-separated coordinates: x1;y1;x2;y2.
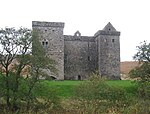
32;21;121;80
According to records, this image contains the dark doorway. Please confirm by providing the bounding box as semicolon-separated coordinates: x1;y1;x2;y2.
78;75;81;80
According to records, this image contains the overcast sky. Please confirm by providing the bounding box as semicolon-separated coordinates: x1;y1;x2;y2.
0;0;150;61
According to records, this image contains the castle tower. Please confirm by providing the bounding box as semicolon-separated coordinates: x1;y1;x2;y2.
95;22;121;79
32;21;65;80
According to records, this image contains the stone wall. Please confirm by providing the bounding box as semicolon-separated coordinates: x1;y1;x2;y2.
64;34;97;80
32;21;121;80
32;21;65;80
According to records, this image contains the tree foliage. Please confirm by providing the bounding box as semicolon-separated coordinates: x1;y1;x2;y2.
129;41;150;110
129;41;150;81
0;27;32;108
129;62;150;81
0;27;58;112
133;41;150;62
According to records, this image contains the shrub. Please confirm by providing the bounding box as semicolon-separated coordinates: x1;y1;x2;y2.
74;74;132;113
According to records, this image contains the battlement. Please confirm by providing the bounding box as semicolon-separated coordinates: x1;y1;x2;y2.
32;21;65;28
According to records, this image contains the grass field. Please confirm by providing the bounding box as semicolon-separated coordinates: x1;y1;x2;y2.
42;80;137;98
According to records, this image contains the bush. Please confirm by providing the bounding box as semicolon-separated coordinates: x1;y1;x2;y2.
0;74;61;113
74;74;132;113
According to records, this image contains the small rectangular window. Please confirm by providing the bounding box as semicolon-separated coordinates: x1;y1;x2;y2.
112;39;115;42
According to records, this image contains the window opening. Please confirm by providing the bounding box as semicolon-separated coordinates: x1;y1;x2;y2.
78;75;81;80
104;39;107;42
42;39;48;47
74;31;81;37
45;41;48;45
42;41;45;46
112;39;115;42
64;54;68;63
88;56;91;61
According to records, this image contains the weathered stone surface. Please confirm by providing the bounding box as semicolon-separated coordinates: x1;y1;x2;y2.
96;23;120;79
64;37;97;80
32;21;121;80
32;21;65;80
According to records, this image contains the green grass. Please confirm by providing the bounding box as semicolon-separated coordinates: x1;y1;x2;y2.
41;80;137;98
107;80;134;87
107;80;138;95
42;80;82;98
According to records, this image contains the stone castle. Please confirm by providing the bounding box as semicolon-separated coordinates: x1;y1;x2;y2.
32;21;120;80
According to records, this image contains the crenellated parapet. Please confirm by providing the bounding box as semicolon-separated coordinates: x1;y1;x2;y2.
32;21;64;28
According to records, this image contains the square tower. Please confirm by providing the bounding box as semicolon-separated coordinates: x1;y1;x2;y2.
32;21;65;80
95;22;121;79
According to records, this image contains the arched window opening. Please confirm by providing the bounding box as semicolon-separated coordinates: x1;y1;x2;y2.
42;39;49;48
74;31;81;37
104;39;107;42
45;41;48;45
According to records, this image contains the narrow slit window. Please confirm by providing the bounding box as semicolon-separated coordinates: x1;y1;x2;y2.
64;54;68;63
88;56;91;61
